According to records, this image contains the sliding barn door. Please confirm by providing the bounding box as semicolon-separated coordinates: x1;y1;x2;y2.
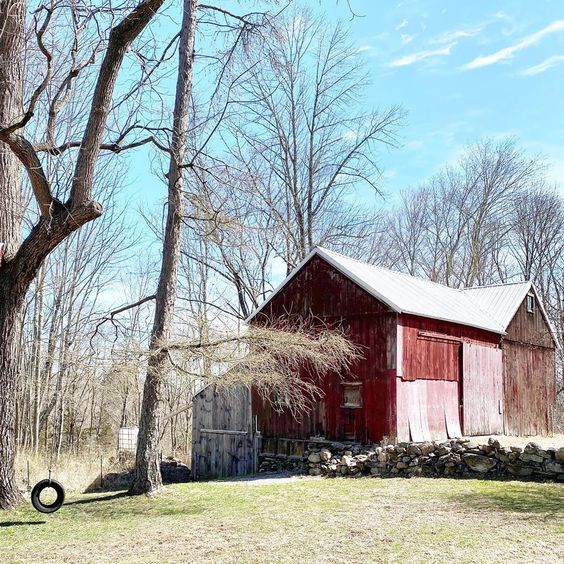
462;343;503;435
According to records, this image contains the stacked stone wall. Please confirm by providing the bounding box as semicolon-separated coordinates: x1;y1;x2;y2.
259;438;564;482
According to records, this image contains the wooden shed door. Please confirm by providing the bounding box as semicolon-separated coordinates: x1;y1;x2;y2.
461;344;503;435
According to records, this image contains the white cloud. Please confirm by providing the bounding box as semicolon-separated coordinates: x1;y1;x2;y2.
387;43;455;68
357;45;374;53
521;54;564;75
396;19;408;31
462;20;564;70
432;25;485;45
401;33;416;45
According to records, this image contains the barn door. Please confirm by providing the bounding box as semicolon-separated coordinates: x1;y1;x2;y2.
461;343;503;435
191;385;260;479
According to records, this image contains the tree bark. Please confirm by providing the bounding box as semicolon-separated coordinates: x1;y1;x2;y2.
0;0;25;510
129;0;198;496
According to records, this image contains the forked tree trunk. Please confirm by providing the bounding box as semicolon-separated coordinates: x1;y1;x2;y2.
129;0;198;495
0;0;164;509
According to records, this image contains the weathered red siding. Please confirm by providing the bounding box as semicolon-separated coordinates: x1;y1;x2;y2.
396;314;502;441
251;254;555;443
502;295;556;436
253;255;397;443
462;343;503;435
400;314;500;382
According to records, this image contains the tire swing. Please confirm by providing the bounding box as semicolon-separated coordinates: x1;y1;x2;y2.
31;457;65;514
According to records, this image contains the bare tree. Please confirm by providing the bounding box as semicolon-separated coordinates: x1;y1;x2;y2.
0;0;164;509
128;0;197;496
229;8;404;269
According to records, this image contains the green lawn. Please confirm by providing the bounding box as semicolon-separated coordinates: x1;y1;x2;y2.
1;476;562;563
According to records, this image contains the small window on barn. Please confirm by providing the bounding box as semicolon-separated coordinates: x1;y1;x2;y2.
526;294;534;314
342;382;362;408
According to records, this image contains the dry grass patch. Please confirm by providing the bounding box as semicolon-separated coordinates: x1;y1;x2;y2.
0;476;562;563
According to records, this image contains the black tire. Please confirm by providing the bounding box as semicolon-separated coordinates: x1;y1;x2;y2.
31;479;65;514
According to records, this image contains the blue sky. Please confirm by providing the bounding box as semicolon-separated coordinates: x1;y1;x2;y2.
119;0;564;251
338;0;564;204
100;0;564;309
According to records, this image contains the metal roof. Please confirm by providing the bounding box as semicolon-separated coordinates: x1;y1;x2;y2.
249;247;507;334
462;282;559;347
461;282;532;330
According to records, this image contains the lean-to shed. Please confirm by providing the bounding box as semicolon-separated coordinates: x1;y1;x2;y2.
249;247;558;443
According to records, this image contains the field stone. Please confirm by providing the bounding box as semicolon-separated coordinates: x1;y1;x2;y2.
463;453;497;473
507;464;534;477
420;442;434;455
308;452;321;463
555;448;564;463
341;455;354;467
524;442;542;454
319;449;332;462
520;453;544;464
545;461;564;474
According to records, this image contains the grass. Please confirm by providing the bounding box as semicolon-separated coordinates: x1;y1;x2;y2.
0;476;562;563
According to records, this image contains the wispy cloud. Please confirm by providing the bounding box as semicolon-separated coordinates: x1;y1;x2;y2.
357;45;374;53
432;25;485;45
387;43;455;68
401;33;416;45
521;54;564;75
395;19;408;31
462;20;564;70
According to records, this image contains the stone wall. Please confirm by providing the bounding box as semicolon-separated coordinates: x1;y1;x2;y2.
259;438;564;482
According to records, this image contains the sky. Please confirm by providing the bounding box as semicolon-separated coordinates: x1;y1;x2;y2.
124;0;564;213
338;0;564;203
106;0;564;305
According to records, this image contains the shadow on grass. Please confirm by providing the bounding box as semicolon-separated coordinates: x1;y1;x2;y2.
0;521;46;527
63;490;206;518
64;492;129;506
451;483;564;517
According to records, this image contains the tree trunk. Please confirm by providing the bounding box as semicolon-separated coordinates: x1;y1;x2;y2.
0;0;25;510
0;282;24;509
129;0;197;495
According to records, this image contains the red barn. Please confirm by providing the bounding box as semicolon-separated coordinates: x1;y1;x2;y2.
249;247;558;443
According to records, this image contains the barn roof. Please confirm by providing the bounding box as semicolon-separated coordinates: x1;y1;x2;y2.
249;247;557;342
462;281;559;346
461;281;533;330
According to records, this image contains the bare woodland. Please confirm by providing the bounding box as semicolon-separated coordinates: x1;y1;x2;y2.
0;1;562;509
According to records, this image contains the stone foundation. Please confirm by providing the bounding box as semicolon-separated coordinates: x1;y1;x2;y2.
259;438;564;482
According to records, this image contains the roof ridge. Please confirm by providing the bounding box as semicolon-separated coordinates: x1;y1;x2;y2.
318;247;461;292
462;280;530;290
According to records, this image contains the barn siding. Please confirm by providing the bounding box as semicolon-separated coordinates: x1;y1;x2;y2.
191;386;257;479
505;294;554;348
400;314;500;382
503;342;555;436
253;255;397;443
396;379;461;442
462;344;503;435
502;295;556;436
397;314;502;441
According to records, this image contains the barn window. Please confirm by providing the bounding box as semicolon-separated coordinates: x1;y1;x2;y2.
342;382;362;408
526;294;534;314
